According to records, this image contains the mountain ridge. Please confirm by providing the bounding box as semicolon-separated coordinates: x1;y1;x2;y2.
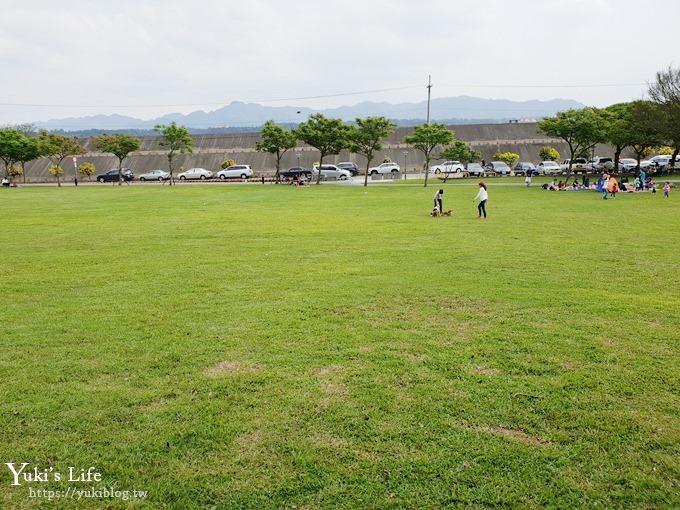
35;96;584;132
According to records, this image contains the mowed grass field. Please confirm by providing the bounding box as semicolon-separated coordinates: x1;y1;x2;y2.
1;181;678;509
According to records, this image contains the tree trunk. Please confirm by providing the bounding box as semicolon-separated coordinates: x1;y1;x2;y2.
315;156;323;185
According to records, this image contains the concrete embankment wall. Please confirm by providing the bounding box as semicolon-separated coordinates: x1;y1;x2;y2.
21;123;614;181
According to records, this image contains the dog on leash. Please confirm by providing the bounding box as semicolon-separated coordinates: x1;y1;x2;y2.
429;208;452;217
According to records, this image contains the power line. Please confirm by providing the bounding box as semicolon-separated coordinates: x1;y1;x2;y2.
0;82;647;110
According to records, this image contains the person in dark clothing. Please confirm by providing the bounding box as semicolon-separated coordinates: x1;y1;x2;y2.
433;189;444;213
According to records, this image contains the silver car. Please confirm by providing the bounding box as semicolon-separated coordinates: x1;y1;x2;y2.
138;169;170;181
537;161;562;175
311;165;351;180
177;168;213;180
216;164;253;179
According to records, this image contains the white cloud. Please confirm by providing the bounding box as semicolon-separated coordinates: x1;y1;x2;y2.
0;0;677;124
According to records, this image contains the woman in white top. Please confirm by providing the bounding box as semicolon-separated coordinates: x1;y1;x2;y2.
474;181;488;219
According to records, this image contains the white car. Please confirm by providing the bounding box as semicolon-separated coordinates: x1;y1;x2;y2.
429;160;464;175
588;157;614;171
177;168;213;180
466;163;485;177
216;164;253;179
138;169;170;181
311;164;351;180
537;161;562;175
368;162;401;175
642;154;676;172
617;158;638;172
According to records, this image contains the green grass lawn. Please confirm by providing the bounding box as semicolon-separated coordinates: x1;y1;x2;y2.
1;182;678;509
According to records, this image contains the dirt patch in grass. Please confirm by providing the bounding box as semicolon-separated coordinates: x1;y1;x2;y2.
315;365;343;377
206;360;259;376
472;365;500;376
477;425;551;447
315;366;348;398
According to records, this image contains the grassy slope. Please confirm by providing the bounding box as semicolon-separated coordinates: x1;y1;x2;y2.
0;183;678;509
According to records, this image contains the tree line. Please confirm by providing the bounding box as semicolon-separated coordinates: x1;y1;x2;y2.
3;66;678;187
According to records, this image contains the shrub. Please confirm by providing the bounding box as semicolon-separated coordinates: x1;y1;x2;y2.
539;146;560;161
79;162;96;178
493;152;520;168
48;165;64;176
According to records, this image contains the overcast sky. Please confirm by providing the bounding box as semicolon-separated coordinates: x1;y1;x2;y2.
0;0;677;125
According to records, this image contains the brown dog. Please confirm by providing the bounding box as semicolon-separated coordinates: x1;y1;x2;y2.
429;209;452;217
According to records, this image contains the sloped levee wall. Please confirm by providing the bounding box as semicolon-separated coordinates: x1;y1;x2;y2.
21;123;612;182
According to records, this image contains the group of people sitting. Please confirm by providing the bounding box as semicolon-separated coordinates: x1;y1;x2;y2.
543;177;591;191
289;174;308;186
598;173;660;196
541;173;661;195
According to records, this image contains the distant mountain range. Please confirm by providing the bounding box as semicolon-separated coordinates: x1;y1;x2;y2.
35;96;585;133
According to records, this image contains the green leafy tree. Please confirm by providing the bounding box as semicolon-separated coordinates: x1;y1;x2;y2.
537;108;608;178
221;158;236;169
439;139;482;164
658;146;674;155
347;116;396;187
493;151;520;169
602;103;639;172
15;136;41;183
93;133;141;185
648;66;680;171
0;129;26;179
539;146;560;161
404;123;454;187
296;114;349;184
437;139;483;183
79;162;96;180
624;101;663;167
154;122;193;185
256;121;298;182
38;131;86;187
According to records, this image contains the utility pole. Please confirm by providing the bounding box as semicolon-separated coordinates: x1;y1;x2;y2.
426;74;432;124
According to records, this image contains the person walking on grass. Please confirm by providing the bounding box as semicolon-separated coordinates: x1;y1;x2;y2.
663;181;670;198
474;181;488;219
433;189;444;214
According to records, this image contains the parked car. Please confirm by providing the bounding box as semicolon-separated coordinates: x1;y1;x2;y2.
537;161;562;175
311;164;351;180
466;162;485;177
513;162;537;176
138;169;170;181
336;162;360;176
216;164;253;179
280;167;312;179
368;162;401;175
429;160;464;175
559;158;588;174
588;156;614;171
177;167;213;180
642;154;677;172
96;168;134;182
485;161;512;175
617;158;638;172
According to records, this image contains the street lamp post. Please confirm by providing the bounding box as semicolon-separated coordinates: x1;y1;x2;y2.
296;152;301;168
403;151;408;180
